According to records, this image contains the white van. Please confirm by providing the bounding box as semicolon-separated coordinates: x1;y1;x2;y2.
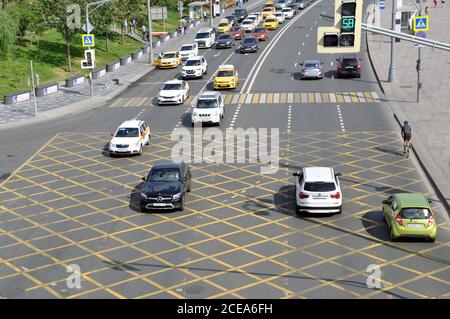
195;28;216;49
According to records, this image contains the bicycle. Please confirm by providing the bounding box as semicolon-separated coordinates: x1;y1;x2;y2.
404;140;412;158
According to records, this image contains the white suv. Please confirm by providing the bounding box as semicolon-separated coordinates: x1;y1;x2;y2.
182;56;208;79
109;120;150;156
191;91;224;126
195;28;216;48
293;167;343;214
179;43;198;61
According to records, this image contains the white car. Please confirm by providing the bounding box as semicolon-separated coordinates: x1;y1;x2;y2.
182;56;208;79
274;12;285;24
191;91;224;126
109;120;150;156
247;14;260;26
179;43;198;61
293;167;343;214
252;12;263;24
158;80;190;105
241;19;256;32
281;7;294;19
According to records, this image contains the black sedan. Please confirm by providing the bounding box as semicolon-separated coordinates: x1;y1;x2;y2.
240;36;259;53
215;34;235;49
139;161;191;212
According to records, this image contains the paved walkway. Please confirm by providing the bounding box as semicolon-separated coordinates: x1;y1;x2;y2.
0;0;263;128
367;2;450;209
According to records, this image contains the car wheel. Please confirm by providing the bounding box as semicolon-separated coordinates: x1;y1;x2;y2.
146;136;150;145
140;205;147;213
191;122;194;127
336;207;342;214
390;229;398;242
138;145;143;156
109;152;115;158
178;196;185;211
204;67;208;75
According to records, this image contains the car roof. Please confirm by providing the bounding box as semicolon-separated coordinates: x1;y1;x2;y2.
218;64;235;70
303;167;334;182
119;120;143;128
163;51;177;55
186;56;202;61
304;59;320;64
199;91;220;99
181;43;194;47
394;193;430;208
164;79;183;85
342;55;357;59
198;28;213;33
152;161;182;169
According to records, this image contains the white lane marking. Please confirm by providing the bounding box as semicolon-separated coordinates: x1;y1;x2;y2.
336;105;345;132
294;62;298;67
228;104;242;129
287;105;292;133
306;34;309;37
214;51;222;57
240;2;321;94
330;61;334;66
298;51;301;55
302;42;305;46
315;21;318;24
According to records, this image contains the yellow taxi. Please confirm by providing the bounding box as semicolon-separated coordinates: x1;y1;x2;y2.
262;6;276;19
218;19;232;33
263;15;279;30
157;51;181;69
214;65;239;89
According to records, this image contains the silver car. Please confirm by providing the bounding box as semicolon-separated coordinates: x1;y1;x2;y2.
275;0;288;10
299;59;324;79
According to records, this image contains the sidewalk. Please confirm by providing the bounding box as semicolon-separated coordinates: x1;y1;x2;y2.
0;0;263;129
367;2;450;210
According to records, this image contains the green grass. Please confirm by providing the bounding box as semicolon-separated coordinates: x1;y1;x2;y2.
0;28;144;100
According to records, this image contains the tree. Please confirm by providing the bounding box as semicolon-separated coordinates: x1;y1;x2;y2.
6;0;35;43
41;0;86;72
91;2;115;52
113;0;140;45
0;9;17;58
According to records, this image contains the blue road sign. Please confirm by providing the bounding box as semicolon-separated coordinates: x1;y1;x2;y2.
415;31;426;38
379;0;385;10
413;16;429;32
82;34;95;47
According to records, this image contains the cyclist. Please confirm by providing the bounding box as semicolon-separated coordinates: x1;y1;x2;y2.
401;120;412;153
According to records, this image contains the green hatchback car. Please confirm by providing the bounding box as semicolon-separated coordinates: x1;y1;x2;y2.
382;193;437;242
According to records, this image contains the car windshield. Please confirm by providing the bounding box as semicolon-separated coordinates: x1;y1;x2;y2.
217;70;234;77
148;168;180;182
162;83;182;90
242;20;252;25
185;59;201;66
162;53;176;59
196;32;209;39
305;62;320;68
266;18;276;22
219;23;228;27
196;99;218;108
399;208;431;219
243;38;257;44
219;35;232;40
342;57;358;65
115;127;139;138
263;8;272;11
254;28;265;33
282;8;291;11
304;182;336;192
234;9;245;15
180;45;193;51
275;13;282;16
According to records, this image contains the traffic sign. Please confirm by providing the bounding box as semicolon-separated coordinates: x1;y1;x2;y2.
82;22;94;34
413;16;429;32
82;34;95;47
379;0;385;10
415;31;426;38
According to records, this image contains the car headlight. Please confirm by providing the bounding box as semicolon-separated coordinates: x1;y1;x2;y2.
192;111;198;117
173;192;182;200
110;143;115;148
140;192;147;199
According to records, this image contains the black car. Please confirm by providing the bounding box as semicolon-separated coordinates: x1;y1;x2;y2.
216;34;234;49
336;55;361;78
233;8;248;23
240;36;259;53
139;161;191;211
225;15;238;26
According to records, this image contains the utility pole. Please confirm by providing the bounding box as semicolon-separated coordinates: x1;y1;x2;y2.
416;0;423;102
147;0;154;64
388;0;397;81
210;0;214;27
30;60;38;118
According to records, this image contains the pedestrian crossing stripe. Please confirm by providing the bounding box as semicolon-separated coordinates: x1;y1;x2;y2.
110;92;382;107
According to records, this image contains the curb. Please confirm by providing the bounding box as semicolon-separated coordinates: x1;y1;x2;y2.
365;10;450;217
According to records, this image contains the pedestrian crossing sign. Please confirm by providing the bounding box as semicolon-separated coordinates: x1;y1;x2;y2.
413;16;429;32
82;34;95;47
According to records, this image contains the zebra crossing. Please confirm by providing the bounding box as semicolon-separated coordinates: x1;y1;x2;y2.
110;91;382;107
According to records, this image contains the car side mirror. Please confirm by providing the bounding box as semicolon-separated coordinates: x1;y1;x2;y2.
141;176;146;181
336;58;339;62
382;200;388;204
299;63;303;65
428;199;433;204
335;172;342;177
292;172;299;176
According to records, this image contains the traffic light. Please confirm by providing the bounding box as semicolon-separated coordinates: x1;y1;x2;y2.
317;0;363;54
81;49;96;69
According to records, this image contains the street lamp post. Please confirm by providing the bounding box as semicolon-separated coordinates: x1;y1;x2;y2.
147;0;154;64
388;0;396;82
416;0;423;102
210;0;214;27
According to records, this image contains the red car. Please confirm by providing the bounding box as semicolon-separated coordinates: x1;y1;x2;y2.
252;27;269;41
231;26;245;40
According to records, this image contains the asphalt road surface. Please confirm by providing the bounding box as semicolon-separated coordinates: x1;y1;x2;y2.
0;0;449;299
